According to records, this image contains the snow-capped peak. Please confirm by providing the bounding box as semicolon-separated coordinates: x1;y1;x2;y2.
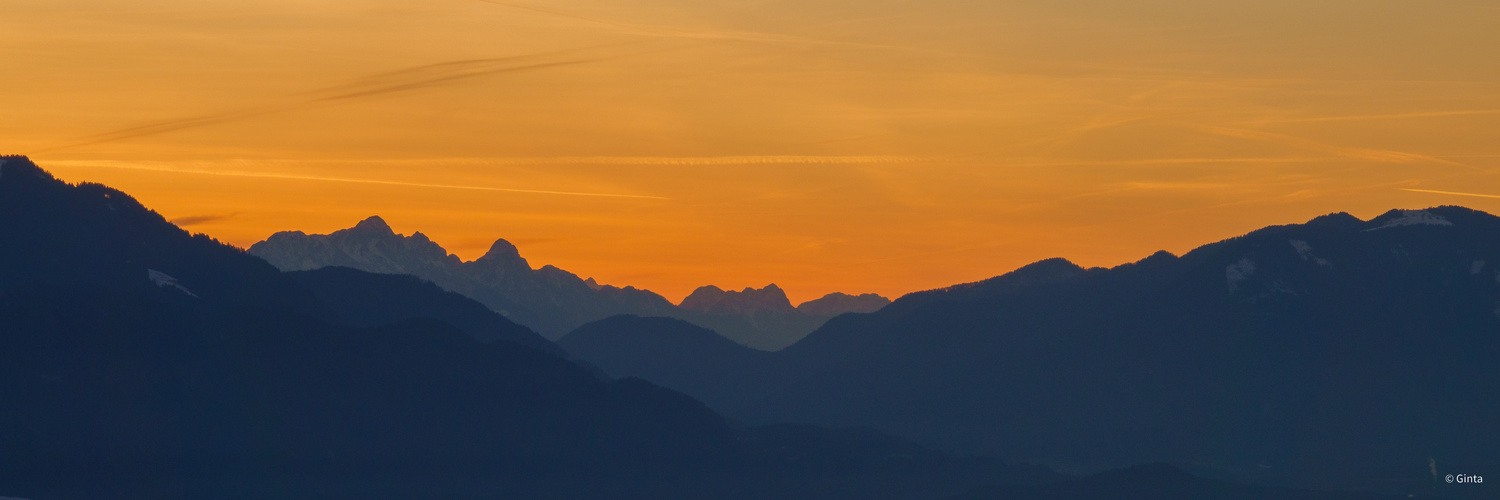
1365;210;1454;231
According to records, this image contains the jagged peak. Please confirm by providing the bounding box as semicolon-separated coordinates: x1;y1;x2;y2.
353;215;393;234
688;284;725;295
480;238;520;259
680;283;794;312
796;291;892;316
470;238;532;271
756;284;789;300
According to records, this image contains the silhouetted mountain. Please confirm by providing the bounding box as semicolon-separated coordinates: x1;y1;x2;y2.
681;284;799;315
559;315;773;398
796;292;891;317
562;207;1500;499
0;156;1078;500
250;220;888;349
671;284;824;350
250;217;681;339
0;156;739;498
286;266;563;357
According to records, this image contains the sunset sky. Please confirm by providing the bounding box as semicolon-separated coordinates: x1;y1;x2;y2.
5;0;1499;303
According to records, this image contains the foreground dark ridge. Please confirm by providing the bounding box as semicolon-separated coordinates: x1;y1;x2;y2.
561;206;1499;500
0;156;1444;499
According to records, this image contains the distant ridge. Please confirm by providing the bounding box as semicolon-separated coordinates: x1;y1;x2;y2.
251;220;889;348
251;217;681;339
673;283;887;350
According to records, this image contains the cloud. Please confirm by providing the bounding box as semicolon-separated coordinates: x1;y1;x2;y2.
37;46;626;152
1400;188;1500;200
45;160;671;200
477;0;907;51
1194;125;1478;169
1247;109;1500;124
170;213;237;226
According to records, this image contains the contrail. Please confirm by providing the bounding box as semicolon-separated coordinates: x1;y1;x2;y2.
43;60;593;151
1250;109;1500;124
478;0;669;35
35;46;623;152
231;156;937;166
46;160;671;200
1400;188;1500;200
477;0;908;50
1194;125;1479;169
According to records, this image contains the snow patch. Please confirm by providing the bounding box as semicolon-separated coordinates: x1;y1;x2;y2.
148;269;198;297
1226;258;1256;293
1364;210;1453;231
1471;260;1486;275
1289;240;1331;267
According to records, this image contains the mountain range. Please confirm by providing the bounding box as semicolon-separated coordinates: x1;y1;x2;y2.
0;155;1470;499
248;219;889;349
0;156;1062;499
559;206;1500;499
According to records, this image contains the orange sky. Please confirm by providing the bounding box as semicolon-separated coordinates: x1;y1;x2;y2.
5;0;1500;303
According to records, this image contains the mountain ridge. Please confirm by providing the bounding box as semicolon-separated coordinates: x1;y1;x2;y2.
1;155;1450;499
2;155;1064;499
559;205;1500;499
250;218;889;349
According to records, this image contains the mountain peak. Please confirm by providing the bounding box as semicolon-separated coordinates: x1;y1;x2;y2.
796;292;891;317
353;215;393;234
0;155;53;185
1365;208;1455;231
680;284;795;314
1305;211;1363;229
480;238;522;261
690;285;725;295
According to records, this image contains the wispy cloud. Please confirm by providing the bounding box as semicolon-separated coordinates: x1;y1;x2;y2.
231;156;934;166
997;157;1334;168
170;213;237;226
1247;109;1500;124
1399;188;1500;200
1194;125;1478;169
477;0;907;51
46;160;671;200
36;46;631;152
481;155;932;166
